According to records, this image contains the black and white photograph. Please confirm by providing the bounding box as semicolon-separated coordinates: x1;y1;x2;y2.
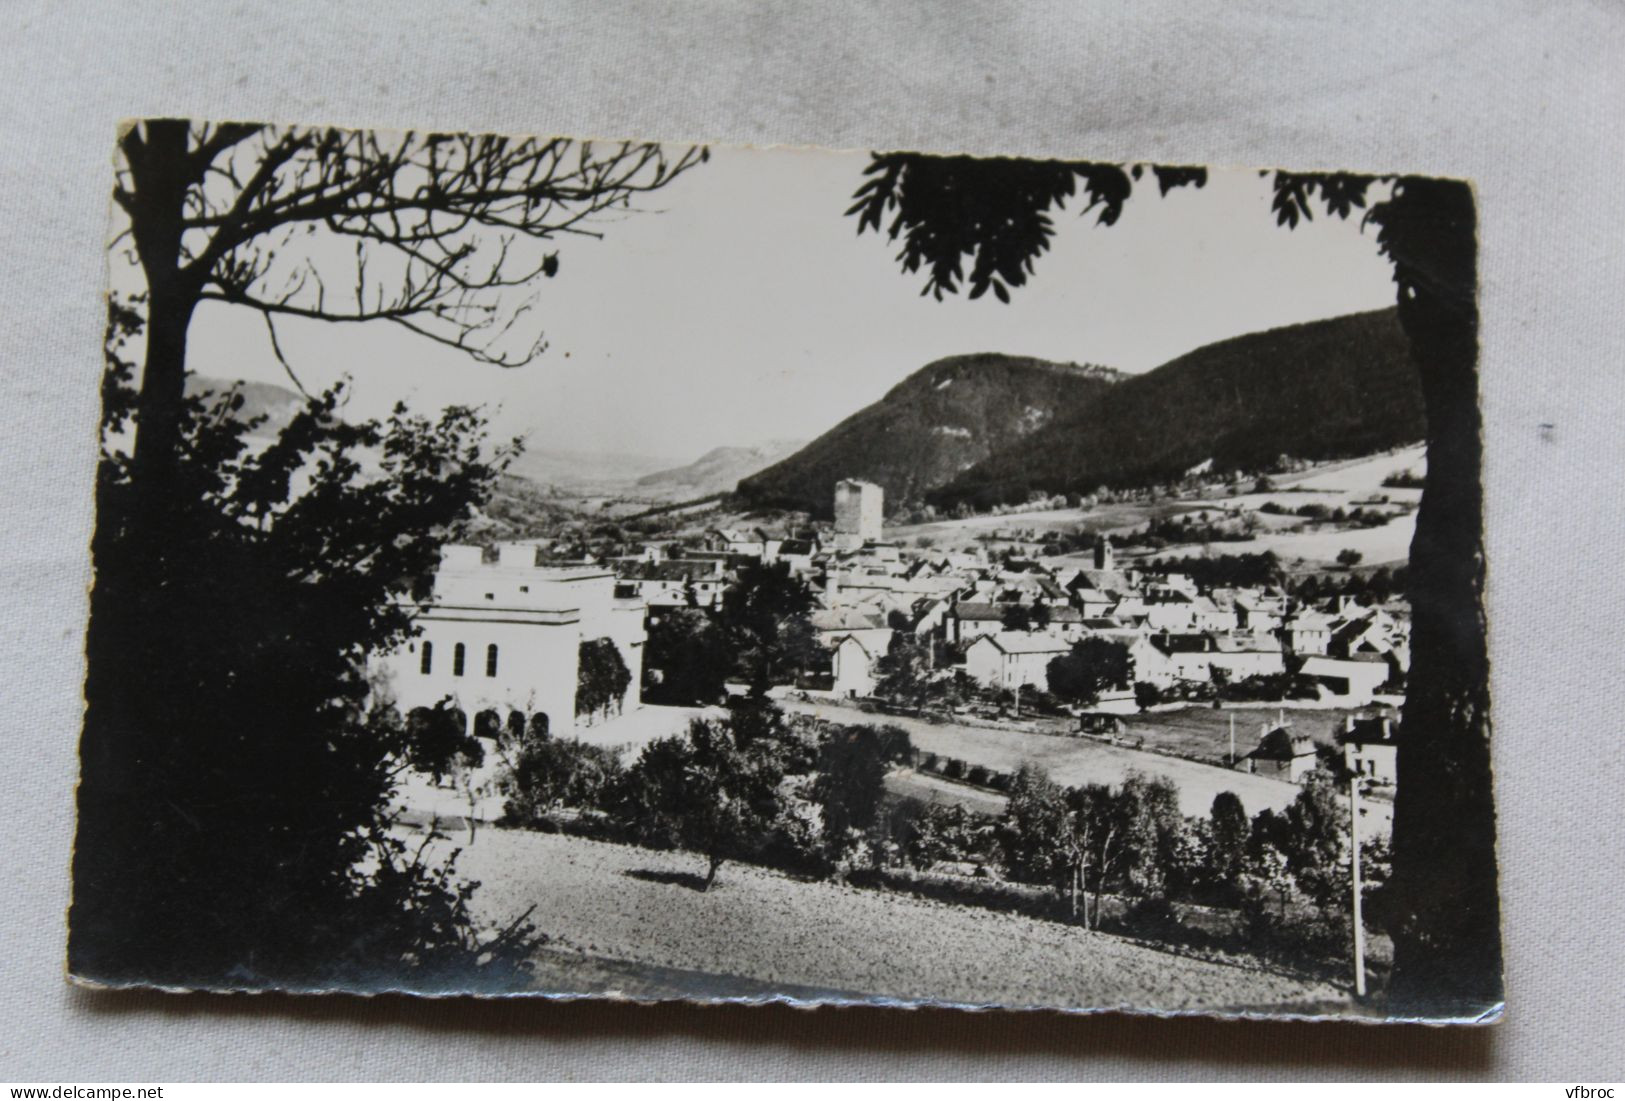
70;118;1500;1023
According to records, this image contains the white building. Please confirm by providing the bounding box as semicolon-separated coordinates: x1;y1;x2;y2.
830;634;881;698
371;543;646;738
1341;713;1399;785
833;478;883;551
1297;654;1391;705
964;632;1072;691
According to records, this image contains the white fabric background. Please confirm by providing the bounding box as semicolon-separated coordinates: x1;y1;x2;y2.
2;0;1621;1081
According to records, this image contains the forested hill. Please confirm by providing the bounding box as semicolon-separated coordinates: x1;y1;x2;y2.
184;376;307;438
735;353;1123;516
927;307;1425;511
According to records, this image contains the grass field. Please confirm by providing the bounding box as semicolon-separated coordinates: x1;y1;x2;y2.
791;701;1291;820
882;446;1425;567
786;699;1392;834
1122;705;1371;763
444;824;1354;1014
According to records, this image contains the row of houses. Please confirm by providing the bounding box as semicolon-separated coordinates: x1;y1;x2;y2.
604;494;1409;708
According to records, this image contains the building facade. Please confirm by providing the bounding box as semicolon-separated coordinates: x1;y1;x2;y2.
371;543;646;737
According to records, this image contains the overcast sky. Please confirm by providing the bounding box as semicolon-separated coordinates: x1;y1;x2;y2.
169;143;1400;465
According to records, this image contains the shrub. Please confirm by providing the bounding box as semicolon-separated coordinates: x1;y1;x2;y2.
500;737;624;823
1120;896;1184;938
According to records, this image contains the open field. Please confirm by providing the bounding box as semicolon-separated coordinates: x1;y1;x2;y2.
444;824;1353;1013
882;446;1425;567
887;499;1200;546
786;699;1392;834
885;767;1008;815
1123;705;1372;763
1284;446;1425;492
1134;514;1414;569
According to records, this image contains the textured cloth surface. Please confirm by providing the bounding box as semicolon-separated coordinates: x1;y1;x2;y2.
2;0;1622;1081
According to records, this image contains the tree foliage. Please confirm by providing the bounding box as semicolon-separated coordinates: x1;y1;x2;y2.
719;561;818;694
848;153;1205;303
1207;791;1252;895
810;725;893;857
642;607;731;706
499;735;624;823
73;341;534;988
575;637;632;721
873;632;933;707
112;120;703;500
403;702;485;784
1046;637;1135;705
74;120;702;990
611;717;787;889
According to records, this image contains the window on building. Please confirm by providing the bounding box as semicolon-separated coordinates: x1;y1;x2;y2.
420;641;433;675
486;643;499;677
453;642;466;677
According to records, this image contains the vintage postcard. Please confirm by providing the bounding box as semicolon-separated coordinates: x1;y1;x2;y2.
71;120;1501;1022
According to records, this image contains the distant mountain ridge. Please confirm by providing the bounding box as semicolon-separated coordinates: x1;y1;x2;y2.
930;307;1425;510
735;353;1124;516
637;441;806;496
185;376;308;437
506;447;686;492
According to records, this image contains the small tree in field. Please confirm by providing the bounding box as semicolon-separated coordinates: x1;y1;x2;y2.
810;724;892;860
1000;764;1078;899
613;717;785;889
1205;790;1251;900
874;633;933;707
1337;548;1364;569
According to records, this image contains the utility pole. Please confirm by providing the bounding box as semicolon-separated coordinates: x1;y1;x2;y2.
1350;771;1367;998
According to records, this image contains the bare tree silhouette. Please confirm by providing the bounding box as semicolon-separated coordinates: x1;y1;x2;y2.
112;120;705;497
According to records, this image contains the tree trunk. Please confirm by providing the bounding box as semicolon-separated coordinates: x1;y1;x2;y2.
131;286;197;496
1384;177;1503;1018
120;119;202;507
704;854;721;891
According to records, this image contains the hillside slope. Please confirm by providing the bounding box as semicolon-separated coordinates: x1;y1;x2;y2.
638;441;805;496
736;353;1122;515
932;307;1423;510
454;826;1348;1012
184;375;306;438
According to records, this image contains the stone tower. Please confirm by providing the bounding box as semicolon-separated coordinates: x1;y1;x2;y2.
833;479;883;551
1094;534;1114;571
